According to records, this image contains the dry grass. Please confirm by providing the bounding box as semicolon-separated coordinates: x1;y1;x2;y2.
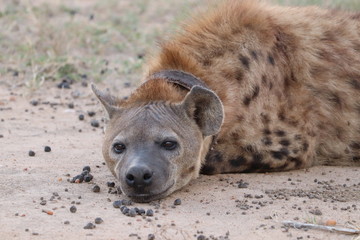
0;0;359;90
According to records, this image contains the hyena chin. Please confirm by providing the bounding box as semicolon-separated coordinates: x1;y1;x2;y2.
93;1;360;202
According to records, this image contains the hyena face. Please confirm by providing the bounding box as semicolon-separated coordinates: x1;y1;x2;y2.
92;85;223;202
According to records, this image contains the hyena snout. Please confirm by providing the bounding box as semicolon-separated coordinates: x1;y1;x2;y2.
125;165;153;189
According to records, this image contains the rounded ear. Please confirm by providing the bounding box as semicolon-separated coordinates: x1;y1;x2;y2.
91;84;122;119
181;86;224;136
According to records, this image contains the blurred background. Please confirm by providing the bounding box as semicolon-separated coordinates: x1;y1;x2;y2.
0;0;359;90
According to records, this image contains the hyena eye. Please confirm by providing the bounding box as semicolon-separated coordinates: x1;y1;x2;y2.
113;143;126;154
161;141;178;150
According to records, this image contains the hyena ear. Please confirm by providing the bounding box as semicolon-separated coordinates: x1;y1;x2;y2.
91;84;122;119
181;86;224;136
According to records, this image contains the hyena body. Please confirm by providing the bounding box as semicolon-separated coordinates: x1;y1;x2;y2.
93;1;360;202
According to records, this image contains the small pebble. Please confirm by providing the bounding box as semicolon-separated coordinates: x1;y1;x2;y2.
129;208;137;217
70;206;77;213
197;235;206;240
107;182;115;188
146;209;154;217
87;111;96;117
44;146;51;152
84;174;93;182
64;220;70;225
83;166;91;172
174;199;182;205
83;222;96;229
90;119;100;128
94;217;103;224
92;185;100;193
78;114;84;121
113;200;122;208
28;150;35;157
68;103;74;109
148;234;155;240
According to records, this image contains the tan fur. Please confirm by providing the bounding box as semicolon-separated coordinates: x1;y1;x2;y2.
135;0;360;173
94;0;360;201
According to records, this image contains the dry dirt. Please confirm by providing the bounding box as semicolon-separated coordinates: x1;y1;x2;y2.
0;80;359;240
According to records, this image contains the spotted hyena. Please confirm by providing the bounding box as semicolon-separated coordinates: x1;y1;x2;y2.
93;1;360;202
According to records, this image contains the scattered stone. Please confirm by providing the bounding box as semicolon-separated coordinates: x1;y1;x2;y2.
113;200;122;208
107;182;115;188
68;103;74;109
148;234;155;240
70;206;77;213
237;179;249;188
90;119;100;128
83;166;91;172
78;114;84;121
30;100;39;106
309;209;322;216
84;174;93;182
94;217;103;224
87;111;96;117
146;209;154;217
28;150;35;157
92;185;100;193
57;79;71;89
174;198;182;205
44;146;51;152
83;222;96;229
64;220;70;225
128;208;137;217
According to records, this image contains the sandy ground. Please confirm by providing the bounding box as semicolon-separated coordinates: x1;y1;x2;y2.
0;80;359;240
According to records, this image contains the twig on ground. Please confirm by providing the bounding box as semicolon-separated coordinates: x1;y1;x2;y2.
283;221;360;235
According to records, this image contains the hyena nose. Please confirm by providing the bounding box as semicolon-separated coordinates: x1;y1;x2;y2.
125;166;153;188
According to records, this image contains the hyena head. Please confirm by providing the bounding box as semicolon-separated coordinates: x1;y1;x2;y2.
92;84;223;202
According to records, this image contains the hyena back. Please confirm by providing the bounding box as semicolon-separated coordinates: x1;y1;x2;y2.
93;1;360;202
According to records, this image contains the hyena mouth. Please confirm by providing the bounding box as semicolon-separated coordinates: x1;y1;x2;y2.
127;182;175;203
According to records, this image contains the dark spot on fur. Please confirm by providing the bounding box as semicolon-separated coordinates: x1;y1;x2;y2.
271;151;283;160
278;110;286;121
239;55;250;69
243;96;251;106
262;137;272;146
328;92;342;108
252;86;260;99
275;130;286;137
269;82;273;90
263;129;271;135
349;79;360;90
294;135;302;140
268;54;275;65
271;148;289;160
229;156;247;167
288;157;303;168
302;142;309;152
235;69;244;82
284;76;290;89
279;139;291;146
245;145;255;153
350;142;360;150
202;59;212;67
252;153;263;162
200;165;215;175
205;150;223;163
260;113;271;124
261;75;267;85
231;132;240;141
250;50;258;60
243;162;271;173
